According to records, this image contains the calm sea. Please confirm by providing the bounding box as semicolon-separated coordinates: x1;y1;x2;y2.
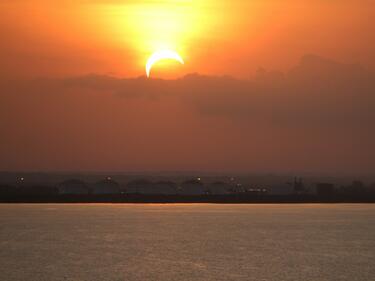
0;204;374;281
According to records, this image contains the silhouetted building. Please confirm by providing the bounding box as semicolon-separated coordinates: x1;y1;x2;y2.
179;179;206;195
351;181;366;191
18;185;58;196
0;184;17;196
58;179;89;195
244;187;268;195
126;179;153;194
269;184;294;195
208;182;232;195
152;181;178;195
231;183;245;193
290;177;307;194
92;177;121;194
340;180;367;196
316;183;335;198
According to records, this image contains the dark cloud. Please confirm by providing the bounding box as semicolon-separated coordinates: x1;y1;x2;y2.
86;55;374;132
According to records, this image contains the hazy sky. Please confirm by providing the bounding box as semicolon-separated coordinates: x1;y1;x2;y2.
0;1;374;174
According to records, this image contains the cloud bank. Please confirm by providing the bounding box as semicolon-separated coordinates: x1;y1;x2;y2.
0;55;374;173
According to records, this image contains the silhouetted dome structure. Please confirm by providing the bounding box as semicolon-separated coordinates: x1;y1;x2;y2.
92;178;120;194
58;179;89;195
126;179;153;194
156;181;177;186
179;179;206;195
183;179;201;185
152;181;178;195
208;181;231;195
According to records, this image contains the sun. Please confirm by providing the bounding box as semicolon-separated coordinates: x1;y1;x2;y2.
145;50;184;78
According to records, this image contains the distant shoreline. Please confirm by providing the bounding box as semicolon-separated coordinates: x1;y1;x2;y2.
1;194;375;204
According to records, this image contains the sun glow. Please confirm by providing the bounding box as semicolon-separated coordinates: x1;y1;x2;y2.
125;2;196;69
87;1;265;77
92;1;212;76
9;1;299;78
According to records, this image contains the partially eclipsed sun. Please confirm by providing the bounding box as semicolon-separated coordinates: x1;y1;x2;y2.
146;50;184;78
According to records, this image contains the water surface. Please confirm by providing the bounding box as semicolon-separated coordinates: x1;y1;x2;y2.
0;204;374;281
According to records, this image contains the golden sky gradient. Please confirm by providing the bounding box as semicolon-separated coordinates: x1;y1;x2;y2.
0;0;374;78
0;1;374;173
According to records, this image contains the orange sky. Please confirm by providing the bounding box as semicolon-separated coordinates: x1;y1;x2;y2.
0;0;374;79
0;1;374;174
